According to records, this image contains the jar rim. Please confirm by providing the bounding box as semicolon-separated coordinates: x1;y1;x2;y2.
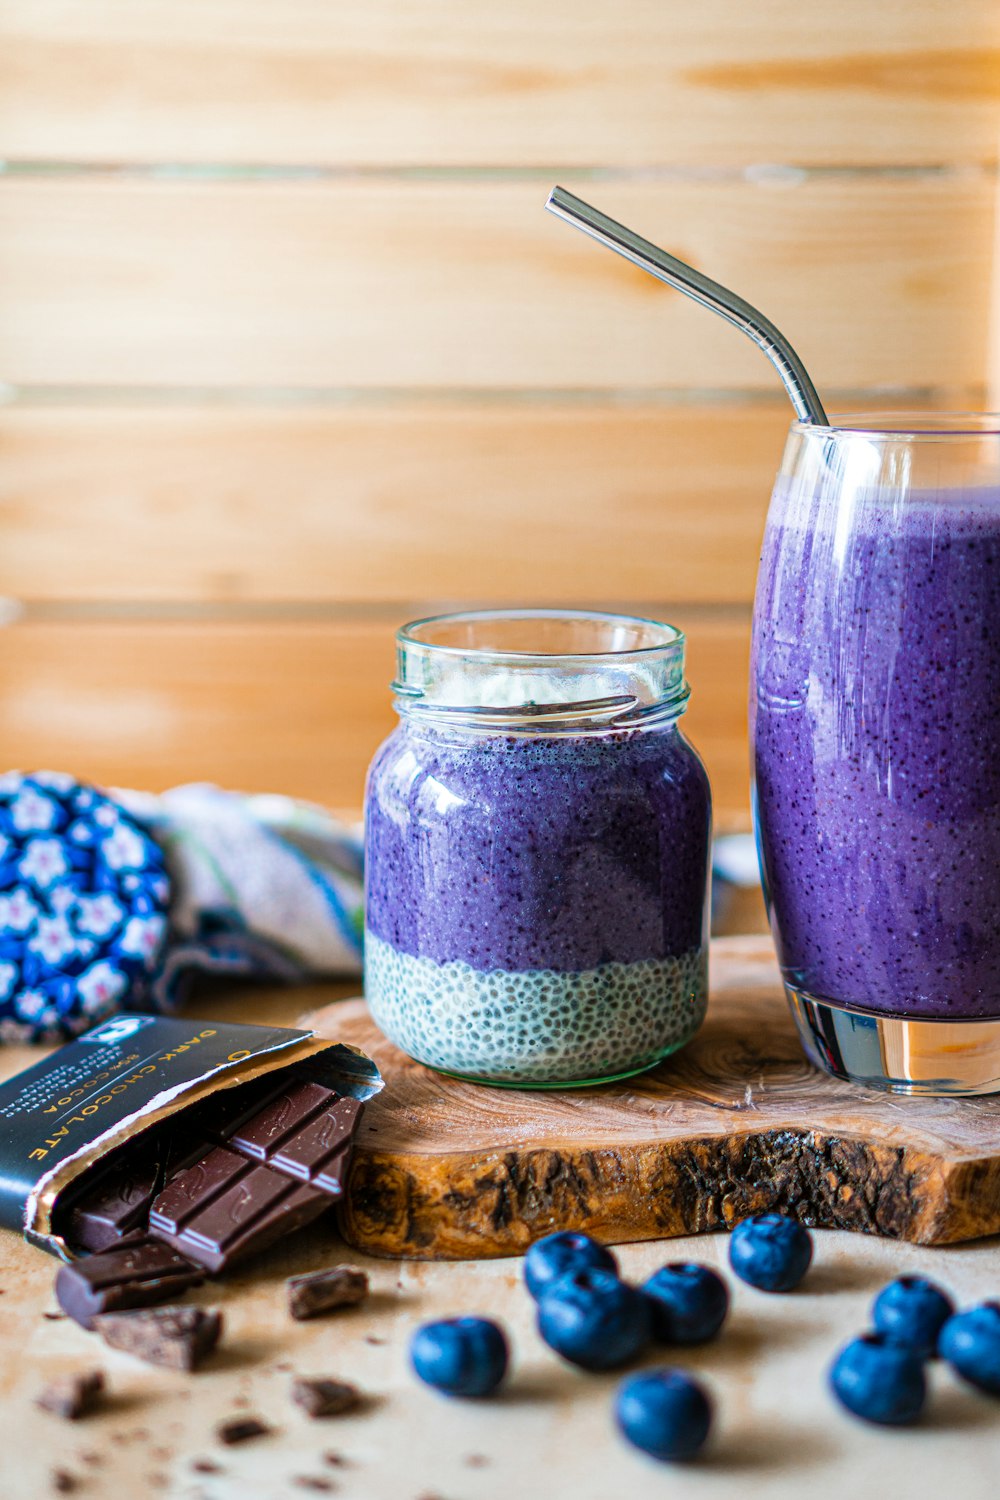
792;411;1000;441
394;609;689;733
398;607;685;661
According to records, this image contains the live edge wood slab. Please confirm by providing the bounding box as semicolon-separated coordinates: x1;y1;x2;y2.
308;938;1000;1259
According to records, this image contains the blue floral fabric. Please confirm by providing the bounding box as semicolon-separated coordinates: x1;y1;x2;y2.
0;772;171;1042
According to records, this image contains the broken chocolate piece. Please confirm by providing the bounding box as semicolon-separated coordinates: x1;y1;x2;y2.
291;1378;362;1419
287;1265;369;1321
216;1416;271;1445
51;1470;79;1493
64;1153;160;1254
55;1240;205;1329
92;1306;223;1372
36;1370;105;1420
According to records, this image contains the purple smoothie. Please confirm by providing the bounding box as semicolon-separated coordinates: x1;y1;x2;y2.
366;722;710;969
752;482;1000;1018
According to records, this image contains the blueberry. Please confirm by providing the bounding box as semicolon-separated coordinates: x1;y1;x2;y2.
643;1263;729;1344
872;1276;954;1359
728;1213;813;1292
537;1267;651;1371
615;1369;712;1461
939;1302;1000;1394
829;1333;926;1425
409;1316;509;1397
524;1231;618;1301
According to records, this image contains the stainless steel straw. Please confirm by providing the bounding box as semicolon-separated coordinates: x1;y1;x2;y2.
545;185;828;427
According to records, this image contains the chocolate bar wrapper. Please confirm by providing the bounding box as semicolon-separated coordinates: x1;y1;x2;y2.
0;1012;381;1257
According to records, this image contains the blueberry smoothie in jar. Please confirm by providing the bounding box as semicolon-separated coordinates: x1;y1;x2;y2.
751;414;1000;1094
364;610;711;1085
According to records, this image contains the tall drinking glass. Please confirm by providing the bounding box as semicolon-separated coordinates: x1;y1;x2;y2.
751;414;1000;1094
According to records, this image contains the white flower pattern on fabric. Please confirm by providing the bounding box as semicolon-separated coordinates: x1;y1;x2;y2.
102;823;146;871
17;989;47;1019
0;889;39;932
0;773;171;1040
118;915;167;966
29;914;76;965
19;839;69;887
10;787;58;833
77;961;128;1014
75;894;124;937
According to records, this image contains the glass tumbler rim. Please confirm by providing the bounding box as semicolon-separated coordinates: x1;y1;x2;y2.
793;411;1000;441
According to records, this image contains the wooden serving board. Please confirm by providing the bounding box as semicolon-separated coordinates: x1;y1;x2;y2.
308;937;1000;1260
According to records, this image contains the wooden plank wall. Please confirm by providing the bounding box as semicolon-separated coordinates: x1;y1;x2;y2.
1;3;998;828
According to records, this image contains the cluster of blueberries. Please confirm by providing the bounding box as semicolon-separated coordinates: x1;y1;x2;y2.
409;1212;1000;1462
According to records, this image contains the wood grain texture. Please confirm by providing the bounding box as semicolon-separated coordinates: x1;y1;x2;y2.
314;938;1000;1259
0;402;790;606
0;177;992;389
1;1;998;167
0;615;752;824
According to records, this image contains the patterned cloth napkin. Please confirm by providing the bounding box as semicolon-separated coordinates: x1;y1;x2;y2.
0;772;364;1043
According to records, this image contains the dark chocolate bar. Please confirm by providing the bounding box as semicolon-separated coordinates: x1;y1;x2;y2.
140;1078;364;1272
55;1238;205;1328
150;1162;331;1274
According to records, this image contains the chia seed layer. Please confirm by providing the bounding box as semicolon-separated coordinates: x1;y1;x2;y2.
364;929;707;1083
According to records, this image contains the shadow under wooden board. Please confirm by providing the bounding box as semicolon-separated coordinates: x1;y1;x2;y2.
307;937;1000;1260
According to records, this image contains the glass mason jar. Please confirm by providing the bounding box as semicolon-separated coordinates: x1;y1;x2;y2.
364;609;712;1086
751;414;1000;1094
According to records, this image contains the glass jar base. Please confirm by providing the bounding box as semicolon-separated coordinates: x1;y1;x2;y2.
416;1041;687;1091
786;985;1000;1096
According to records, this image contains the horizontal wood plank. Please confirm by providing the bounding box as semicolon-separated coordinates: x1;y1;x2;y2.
1;1;997;167
0;178;993;389
0;402;792;606
0;615;752;826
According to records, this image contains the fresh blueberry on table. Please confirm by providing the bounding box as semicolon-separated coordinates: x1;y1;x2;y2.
939;1302;1000;1394
829;1333;926;1425
728;1213;813;1292
537;1266;651;1371
615;1369;713;1461
523;1231;618;1301
872;1276;954;1359
642;1262;729;1344
410;1316;509;1397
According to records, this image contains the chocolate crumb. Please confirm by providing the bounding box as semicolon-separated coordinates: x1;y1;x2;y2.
192;1458;222;1473
293;1480;335;1493
216;1416;271;1446
51;1471;78;1494
465;1454;490;1467
274;1360;294;1372
37;1370;105;1421
287;1265;369;1321
322;1451;348;1467
364;1336;385;1346
92;1306;222;1372
43;1312;66;1321
291;1378;362;1419
78;1452;102;1468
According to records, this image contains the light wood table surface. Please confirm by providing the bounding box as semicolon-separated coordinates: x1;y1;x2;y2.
1;940;999;1499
